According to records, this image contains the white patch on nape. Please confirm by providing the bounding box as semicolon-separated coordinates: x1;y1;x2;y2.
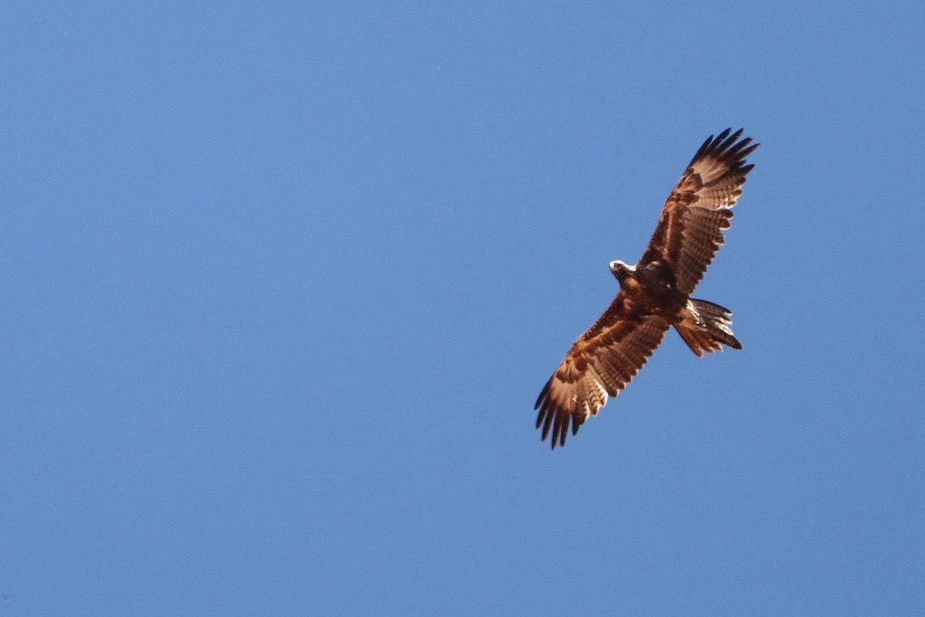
609;260;636;272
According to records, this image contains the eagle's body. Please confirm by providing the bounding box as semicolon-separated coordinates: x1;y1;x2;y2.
535;129;758;449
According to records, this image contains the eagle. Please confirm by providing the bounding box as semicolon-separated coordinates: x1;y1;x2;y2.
535;128;758;449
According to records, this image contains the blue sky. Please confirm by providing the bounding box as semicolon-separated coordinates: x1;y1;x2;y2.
1;2;923;615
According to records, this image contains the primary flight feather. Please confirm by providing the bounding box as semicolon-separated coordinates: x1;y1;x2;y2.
535;128;758;449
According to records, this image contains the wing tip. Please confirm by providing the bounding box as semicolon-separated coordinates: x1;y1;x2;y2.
534;390;585;450
691;128;759;168
534;378;551;411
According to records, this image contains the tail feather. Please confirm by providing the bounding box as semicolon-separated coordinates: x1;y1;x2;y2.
674;298;742;357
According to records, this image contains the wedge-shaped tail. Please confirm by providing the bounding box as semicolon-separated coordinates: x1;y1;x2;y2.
674;298;742;356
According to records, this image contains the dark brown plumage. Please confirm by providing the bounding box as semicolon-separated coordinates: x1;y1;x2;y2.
535;129;758;449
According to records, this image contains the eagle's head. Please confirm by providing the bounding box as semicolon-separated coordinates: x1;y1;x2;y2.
609;260;637;285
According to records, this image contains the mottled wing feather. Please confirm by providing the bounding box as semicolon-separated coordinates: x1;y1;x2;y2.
534;293;671;449
641;128;758;295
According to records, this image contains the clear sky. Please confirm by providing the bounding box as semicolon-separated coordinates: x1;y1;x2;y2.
1;2;923;616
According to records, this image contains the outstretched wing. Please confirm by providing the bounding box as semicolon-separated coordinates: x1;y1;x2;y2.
640;128;758;295
535;293;671;449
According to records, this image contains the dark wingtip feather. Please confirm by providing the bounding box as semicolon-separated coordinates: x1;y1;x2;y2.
716;128;741;152
689;134;715;165
715;127;733;142
534;379;551;410
537;407;579;450
541;404;554;438
692;128;759;168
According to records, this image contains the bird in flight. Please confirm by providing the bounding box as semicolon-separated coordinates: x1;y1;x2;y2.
535;128;758;449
